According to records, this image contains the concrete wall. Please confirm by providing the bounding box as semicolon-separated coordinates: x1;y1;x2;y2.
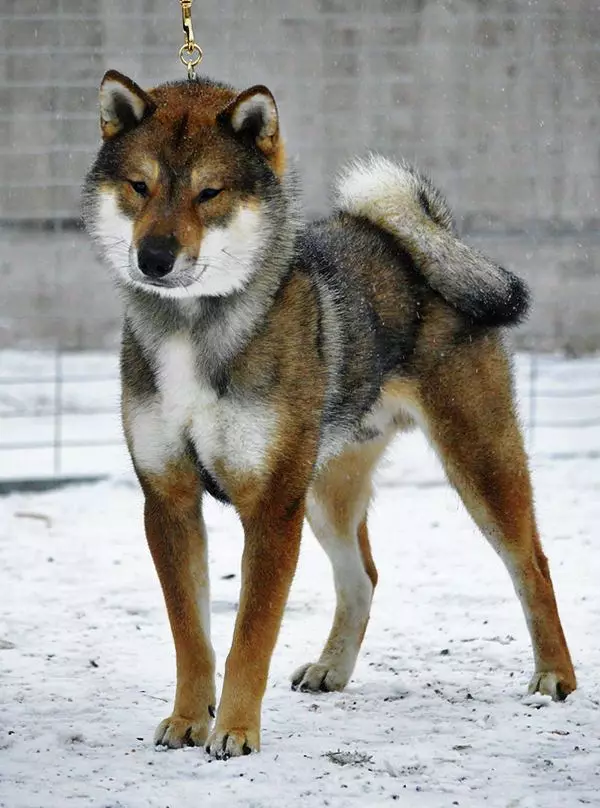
1;0;599;351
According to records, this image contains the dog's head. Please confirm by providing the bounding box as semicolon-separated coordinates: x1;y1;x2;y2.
83;71;288;298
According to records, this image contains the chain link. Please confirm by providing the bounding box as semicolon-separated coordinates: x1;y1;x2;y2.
179;0;203;80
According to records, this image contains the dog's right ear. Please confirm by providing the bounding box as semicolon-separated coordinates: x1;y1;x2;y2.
99;70;156;140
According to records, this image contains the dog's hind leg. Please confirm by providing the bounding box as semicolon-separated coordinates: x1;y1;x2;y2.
291;440;386;693
137;461;216;748
416;335;576;700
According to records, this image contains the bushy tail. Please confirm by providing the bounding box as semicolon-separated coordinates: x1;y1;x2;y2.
335;155;529;327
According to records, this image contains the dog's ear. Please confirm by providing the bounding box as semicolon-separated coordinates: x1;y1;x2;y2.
99;70;156;140
218;85;281;161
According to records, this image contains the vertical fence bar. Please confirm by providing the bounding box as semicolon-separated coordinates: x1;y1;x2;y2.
53;348;63;477
528;353;538;454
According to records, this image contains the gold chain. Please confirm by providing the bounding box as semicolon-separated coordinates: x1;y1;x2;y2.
179;0;203;80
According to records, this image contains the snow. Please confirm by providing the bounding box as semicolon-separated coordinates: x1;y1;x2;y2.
1;352;600;807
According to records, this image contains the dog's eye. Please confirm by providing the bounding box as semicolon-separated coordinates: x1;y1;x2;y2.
196;188;222;204
129;180;149;197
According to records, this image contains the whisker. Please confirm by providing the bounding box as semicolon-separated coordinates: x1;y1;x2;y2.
220;248;246;266
195;255;247;271
176;276;192;297
99;237;130;248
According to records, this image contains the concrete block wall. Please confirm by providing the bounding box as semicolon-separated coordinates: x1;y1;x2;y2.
0;0;599;351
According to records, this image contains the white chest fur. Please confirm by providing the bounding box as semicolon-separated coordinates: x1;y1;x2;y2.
127;334;276;477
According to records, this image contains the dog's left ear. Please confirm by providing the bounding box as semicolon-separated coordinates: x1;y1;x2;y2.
99;70;156;140
218;85;281;161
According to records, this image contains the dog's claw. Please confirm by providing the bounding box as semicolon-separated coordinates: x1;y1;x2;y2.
291;661;349;693
205;726;259;759
528;671;576;702
154;715;210;749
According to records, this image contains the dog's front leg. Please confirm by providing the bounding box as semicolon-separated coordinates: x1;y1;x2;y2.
137;463;216;749
206;487;305;758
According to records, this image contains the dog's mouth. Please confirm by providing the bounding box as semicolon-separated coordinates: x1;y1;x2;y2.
134;262;209;293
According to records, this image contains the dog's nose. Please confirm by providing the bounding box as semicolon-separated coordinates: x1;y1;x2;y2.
138;236;178;279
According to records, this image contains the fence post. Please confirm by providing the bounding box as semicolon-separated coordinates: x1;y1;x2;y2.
528;353;538;454
53;348;63;477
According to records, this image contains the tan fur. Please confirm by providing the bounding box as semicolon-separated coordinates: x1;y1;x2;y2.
99;77;285;258
358;519;378;589
412;336;575;692
220;84;286;176
209;282;325;746
137;460;216;748
93;74;575;758
209;397;321;752
293;328;575;699
134;270;325;753
128;251;573;753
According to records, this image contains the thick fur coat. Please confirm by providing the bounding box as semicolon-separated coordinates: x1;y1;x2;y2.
83;72;575;759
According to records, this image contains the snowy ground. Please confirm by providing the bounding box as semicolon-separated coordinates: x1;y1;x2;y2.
1;353;600;807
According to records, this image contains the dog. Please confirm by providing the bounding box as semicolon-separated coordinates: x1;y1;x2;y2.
83;70;576;759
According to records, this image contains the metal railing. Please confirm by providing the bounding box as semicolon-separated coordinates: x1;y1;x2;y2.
0;350;123;490
0;351;599;493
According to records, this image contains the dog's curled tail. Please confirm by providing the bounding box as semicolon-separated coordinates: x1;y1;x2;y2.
335;155;529;327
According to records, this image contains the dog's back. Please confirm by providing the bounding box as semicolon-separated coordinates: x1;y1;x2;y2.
291;156;529;463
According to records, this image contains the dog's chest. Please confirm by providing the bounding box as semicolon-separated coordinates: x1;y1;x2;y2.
138;334;275;476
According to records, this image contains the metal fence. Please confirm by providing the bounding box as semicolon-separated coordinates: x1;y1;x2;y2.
524;355;600;459
1;351;598;493
0;350;123;491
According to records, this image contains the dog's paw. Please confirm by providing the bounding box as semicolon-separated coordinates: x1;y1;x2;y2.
154;714;212;748
528;670;576;702
290;661;349;692
205;725;260;759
